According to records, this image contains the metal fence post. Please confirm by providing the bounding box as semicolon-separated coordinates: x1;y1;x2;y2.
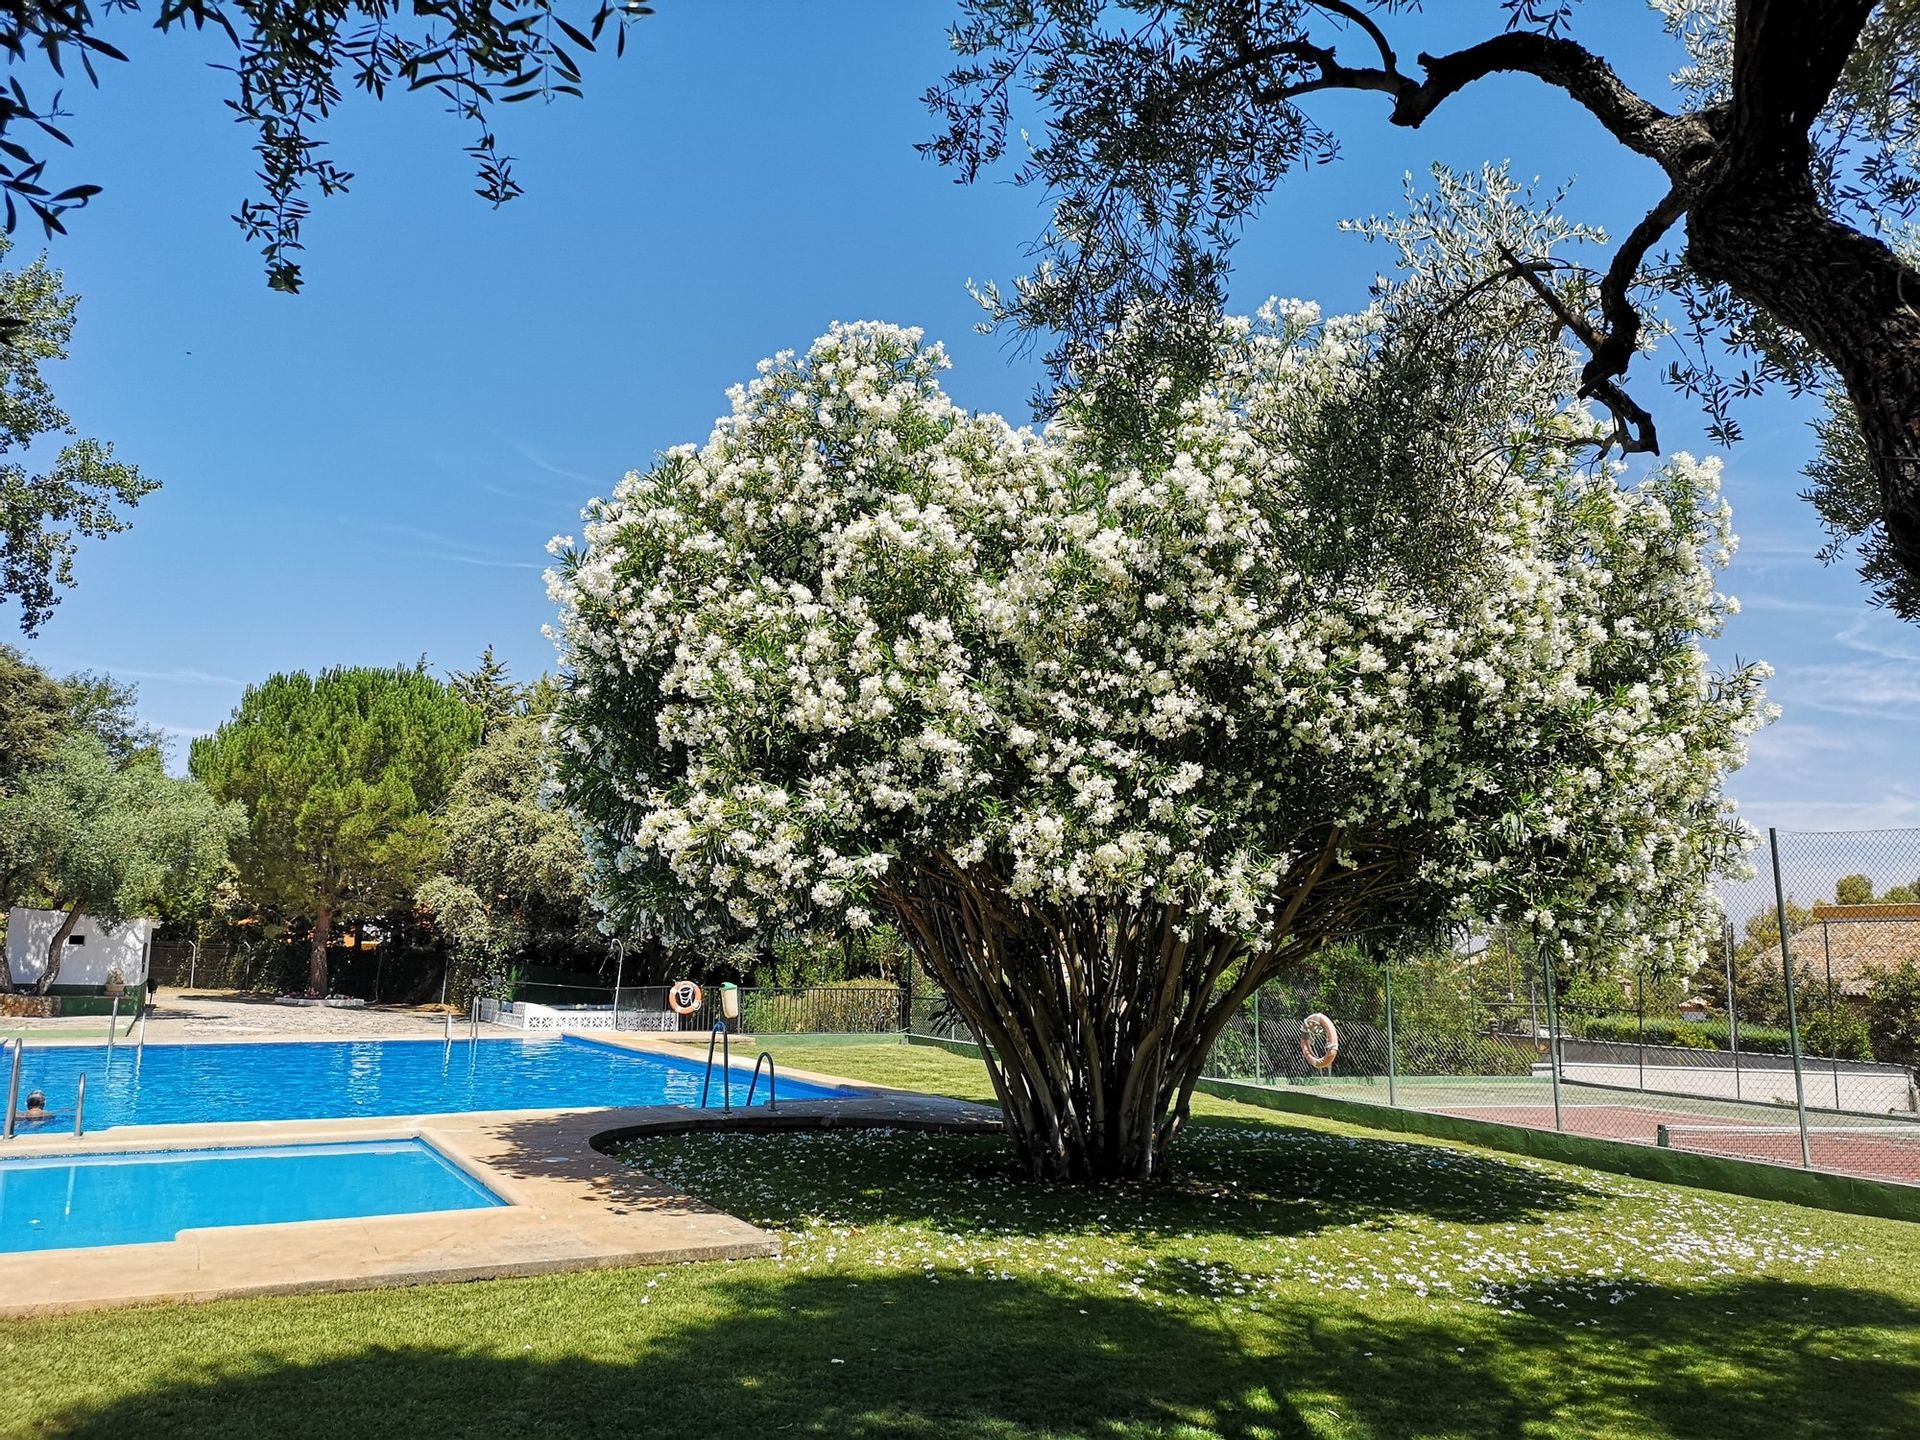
1251;988;1263;1085
1769;827;1814;1168
1635;966;1646;1093
901;955;913;1037
1383;949;1397;1109
1540;944;1564;1132
1822;921;1842;1110
1723;917;1741;1102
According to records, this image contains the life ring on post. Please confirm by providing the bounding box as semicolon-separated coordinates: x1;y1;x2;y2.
668;980;704;1016
1300;1013;1340;1071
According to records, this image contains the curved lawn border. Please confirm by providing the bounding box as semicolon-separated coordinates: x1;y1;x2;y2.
591;1098;1003;1154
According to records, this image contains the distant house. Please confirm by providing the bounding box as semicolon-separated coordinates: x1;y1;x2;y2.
1785;903;1920;999
4;907;154;991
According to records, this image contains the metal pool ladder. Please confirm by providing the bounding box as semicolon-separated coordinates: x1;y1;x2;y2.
746;1051;778;1111
700;1022;733;1111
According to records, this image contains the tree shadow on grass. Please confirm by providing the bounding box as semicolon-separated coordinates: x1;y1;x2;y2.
566;1116;1609;1250
27;1270;1920;1439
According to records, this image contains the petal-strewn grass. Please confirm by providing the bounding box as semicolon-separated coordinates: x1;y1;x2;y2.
4;1042;1918;1439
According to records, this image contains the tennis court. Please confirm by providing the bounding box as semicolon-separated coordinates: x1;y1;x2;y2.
1420;1080;1920;1186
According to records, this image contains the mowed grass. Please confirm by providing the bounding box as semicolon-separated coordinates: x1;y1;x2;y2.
4;1044;1919;1439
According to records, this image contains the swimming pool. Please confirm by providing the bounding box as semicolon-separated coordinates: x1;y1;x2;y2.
7;1036;844;1130
0;1139;502;1253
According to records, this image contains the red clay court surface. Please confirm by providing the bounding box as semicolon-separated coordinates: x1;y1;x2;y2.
1435;1101;1920;1187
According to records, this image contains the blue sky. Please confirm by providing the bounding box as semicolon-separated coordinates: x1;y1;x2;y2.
12;2;1918;871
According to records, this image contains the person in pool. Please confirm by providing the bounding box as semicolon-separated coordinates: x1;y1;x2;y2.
17;1089;48;1123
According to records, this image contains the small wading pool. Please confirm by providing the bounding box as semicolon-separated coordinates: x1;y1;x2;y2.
8;1034;847;1130
0;1139;503;1253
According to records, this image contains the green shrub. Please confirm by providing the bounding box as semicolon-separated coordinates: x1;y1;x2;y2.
739;982;901;1034
1866;960;1920;1073
1800;1005;1873;1061
1571;1014;1715;1048
1393;1029;1536;1076
1207;1020;1258;1080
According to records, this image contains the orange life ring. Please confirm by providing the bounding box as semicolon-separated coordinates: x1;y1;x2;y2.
1300;1013;1340;1071
668;980;704;1016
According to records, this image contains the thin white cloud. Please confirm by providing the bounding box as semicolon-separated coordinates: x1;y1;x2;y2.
1744;722;1851;767
1835;613;1920;663
39;660;246;688
1731;591;1856;617
422;553;546;571
511;442;606;489
365;521;546;572
1770;660;1920;719
153;721;214;740
1729;531;1822;563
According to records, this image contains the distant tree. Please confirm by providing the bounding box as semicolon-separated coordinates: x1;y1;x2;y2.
0;3;656;293
1836;873;1877;907
0;734;240;991
0;233;155;634
191;666;482;995
448;645;529;743
0;643;72;786
1;647;166;912
1865;959;1920;1074
417;709;603;1002
928;2;1920;617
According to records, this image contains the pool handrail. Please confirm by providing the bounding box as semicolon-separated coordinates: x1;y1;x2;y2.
700;1022;733;1112
73;1071;85;1137
3;1038;20;1141
745;1051;778;1112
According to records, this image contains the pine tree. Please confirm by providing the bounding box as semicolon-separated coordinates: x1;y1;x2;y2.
192;666;482;995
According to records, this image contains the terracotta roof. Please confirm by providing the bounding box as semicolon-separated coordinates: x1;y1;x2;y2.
1786;910;1920;997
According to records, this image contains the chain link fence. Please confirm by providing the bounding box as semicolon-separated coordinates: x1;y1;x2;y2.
1202;827;1920;1190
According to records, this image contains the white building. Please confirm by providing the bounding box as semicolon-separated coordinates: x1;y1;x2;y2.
4;907;153;990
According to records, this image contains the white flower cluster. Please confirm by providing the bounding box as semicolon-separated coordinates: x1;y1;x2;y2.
551;317;1769;970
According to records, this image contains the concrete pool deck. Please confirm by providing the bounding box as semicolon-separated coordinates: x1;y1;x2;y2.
0;1033;1000;1316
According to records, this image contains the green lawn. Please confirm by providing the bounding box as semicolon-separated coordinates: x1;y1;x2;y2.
5;1042;1920;1439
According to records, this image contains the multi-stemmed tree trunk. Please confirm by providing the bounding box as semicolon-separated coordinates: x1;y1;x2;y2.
882;840;1349;1182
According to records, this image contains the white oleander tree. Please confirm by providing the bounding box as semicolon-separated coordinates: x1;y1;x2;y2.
550;273;1770;1182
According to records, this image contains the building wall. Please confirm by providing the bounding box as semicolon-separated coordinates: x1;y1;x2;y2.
4;908;153;988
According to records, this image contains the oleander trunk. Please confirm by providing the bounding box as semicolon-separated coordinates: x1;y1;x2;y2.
883;848;1341;1183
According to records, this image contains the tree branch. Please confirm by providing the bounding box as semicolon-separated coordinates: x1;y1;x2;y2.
1584;186;1688;402
1497;243;1660;457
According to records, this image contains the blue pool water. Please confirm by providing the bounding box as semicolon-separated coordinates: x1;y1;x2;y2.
6;1035;843;1131
0;1139;502;1253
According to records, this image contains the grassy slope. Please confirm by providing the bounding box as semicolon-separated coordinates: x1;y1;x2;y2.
3;1042;1917;1439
